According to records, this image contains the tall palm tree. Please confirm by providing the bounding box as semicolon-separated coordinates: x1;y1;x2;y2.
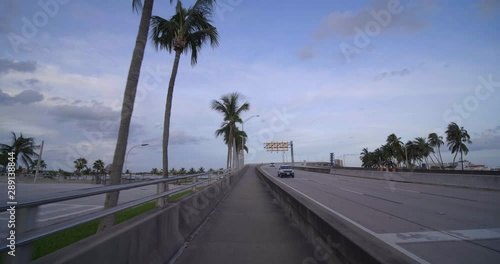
446;122;472;170
74;157;88;178
428;132;445;169
100;0;155;231
93;159;105;184
211;93;250;169
0;132;39;171
150;0;219;199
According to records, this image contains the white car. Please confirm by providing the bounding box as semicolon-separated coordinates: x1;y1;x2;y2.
277;165;294;178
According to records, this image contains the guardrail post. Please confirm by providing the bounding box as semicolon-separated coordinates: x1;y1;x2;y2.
6;206;38;264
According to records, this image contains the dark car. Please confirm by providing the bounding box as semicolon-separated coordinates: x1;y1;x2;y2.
277;165;294;178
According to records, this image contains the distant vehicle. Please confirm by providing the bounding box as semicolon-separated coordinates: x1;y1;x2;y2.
277;165;294;178
270;163;275;167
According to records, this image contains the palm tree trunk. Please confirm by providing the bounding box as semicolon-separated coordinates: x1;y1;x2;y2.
98;0;154;232
452;152;458;170
233;137;238;169
437;146;444;169
460;151;464;170
158;49;182;207
226;145;231;169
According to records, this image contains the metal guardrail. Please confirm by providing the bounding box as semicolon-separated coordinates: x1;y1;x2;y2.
0;169;233;259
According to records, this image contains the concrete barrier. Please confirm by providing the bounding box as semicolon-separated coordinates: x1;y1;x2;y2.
257;166;417;264
295;166;500;191
32;167;248;264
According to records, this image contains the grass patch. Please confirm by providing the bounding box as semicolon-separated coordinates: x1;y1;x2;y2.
31;190;192;260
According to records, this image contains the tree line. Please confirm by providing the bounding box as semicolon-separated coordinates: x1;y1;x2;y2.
360;122;472;170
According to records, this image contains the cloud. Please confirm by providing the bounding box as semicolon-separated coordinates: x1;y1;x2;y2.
16;78;41;88
297;46;314;61
0;59;38;74
469;126;500;151
49;104;119;122
313;0;434;40
0;89;44;105
170;130;209;146
476;0;500;15
373;68;411;80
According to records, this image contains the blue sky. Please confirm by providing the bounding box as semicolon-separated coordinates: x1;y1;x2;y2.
1;0;499;172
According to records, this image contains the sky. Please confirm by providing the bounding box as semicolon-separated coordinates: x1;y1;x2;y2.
0;0;499;172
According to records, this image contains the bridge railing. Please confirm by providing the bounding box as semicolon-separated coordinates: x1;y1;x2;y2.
0;169;234;263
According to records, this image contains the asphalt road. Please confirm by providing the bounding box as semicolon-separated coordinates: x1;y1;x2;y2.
261;165;500;264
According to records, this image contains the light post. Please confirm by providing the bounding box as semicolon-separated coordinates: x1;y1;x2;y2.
124;144;149;178
241;115;259;166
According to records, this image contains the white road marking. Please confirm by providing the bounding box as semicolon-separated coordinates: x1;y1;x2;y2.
272;177;430;264
385;187;419;193
379;228;500;244
0;203;103;222
338;188;363;195
38;205;103;222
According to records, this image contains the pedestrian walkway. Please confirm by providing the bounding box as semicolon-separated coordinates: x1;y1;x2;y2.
175;166;315;264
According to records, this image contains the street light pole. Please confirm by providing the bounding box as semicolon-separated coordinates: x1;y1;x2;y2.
124;143;149;176
241;114;259;167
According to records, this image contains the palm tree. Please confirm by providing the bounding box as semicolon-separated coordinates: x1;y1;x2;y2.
178;167;187;175
211;93;250;169
150;0;219;199
198;167;205;173
151;168;160;175
446;122;472;170
74;158;88;178
360;148;378;169
414;137;434;169
0;132;39;172
188;167;196;174
386;134;404;168
168;168;176;175
93;159;105;184
31;159;47;173
428;132;445;169
100;0;155;232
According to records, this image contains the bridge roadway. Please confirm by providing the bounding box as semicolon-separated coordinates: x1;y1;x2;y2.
258;165;500;264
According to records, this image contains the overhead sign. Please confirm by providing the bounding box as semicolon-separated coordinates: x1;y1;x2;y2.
264;141;289;152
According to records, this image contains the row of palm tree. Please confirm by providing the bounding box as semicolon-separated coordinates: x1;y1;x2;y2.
360;122;472;170
100;0;219;231
211;92;250;169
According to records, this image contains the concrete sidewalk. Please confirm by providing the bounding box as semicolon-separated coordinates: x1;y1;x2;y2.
175;166;316;264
